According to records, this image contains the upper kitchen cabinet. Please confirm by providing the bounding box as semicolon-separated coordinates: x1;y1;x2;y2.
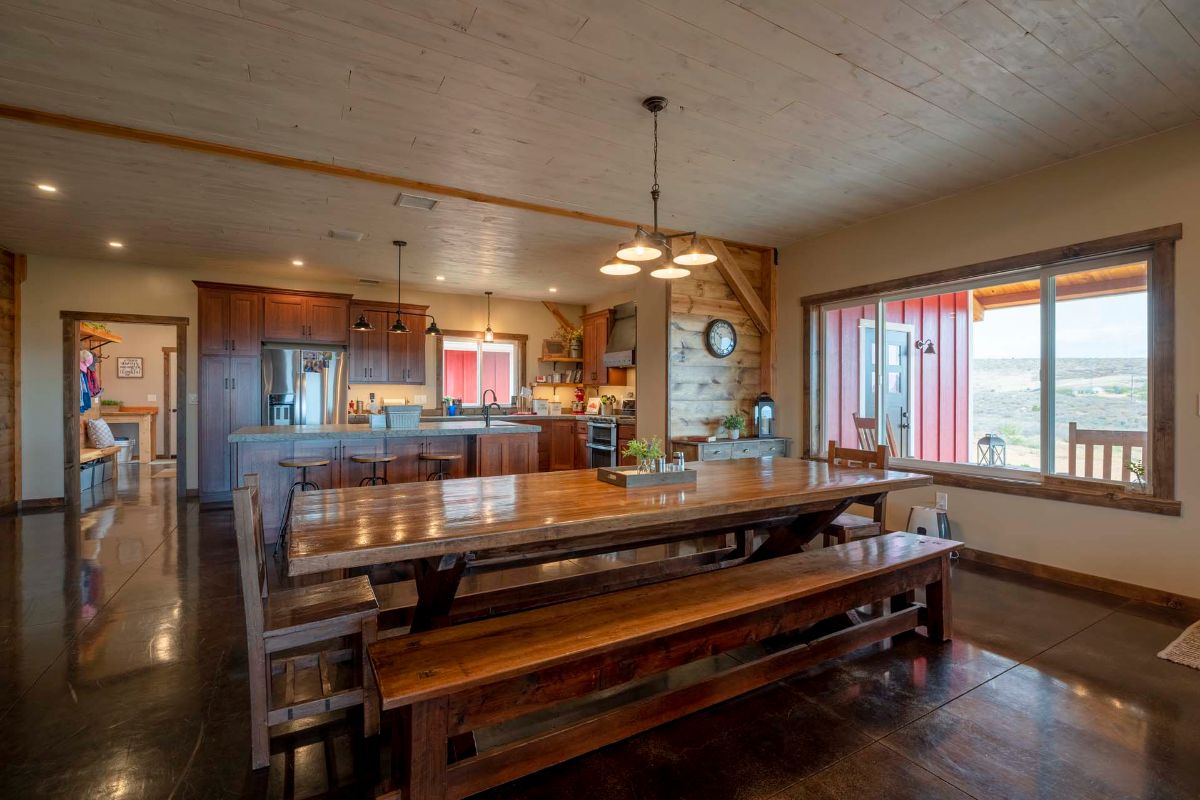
196;284;261;356
263;292;351;344
348;301;428;384
581;308;628;386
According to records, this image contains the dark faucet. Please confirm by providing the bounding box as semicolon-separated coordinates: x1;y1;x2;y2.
482;389;502;427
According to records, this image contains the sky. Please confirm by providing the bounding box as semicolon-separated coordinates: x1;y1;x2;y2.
972;291;1148;359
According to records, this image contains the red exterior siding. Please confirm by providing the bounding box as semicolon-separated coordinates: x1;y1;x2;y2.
824;292;970;462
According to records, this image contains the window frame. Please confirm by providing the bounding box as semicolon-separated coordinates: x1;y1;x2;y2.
801;225;1180;516
435;329;527;408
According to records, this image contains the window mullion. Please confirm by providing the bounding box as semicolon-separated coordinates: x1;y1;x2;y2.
875;299;886;449
1040;272;1056;476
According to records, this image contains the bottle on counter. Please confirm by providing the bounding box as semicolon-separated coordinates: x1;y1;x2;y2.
368;392;378;414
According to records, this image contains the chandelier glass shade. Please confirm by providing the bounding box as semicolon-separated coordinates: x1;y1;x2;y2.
600;258;642;276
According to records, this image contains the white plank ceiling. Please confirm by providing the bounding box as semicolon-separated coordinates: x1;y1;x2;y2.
0;0;1198;299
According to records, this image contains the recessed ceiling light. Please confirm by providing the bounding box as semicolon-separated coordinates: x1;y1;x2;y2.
549;287;558;293
108;241;124;249
435;275;445;281
36;183;57;193
292;259;304;266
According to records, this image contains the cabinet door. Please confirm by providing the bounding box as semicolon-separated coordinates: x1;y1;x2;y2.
386;438;424;483
229;357;261;433
550;421;575;471
228;293;261;355
341;438;390;488
387;314;427;384
198;356;231;494
305;297;350;344
349;308;389;383
618;438;635;467
292;440;340;491
582;314;606;385
198;290;229;355
534;424;551;472
263;294;307;341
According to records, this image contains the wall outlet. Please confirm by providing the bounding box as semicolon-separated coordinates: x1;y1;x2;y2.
935;492;949;511
188;393;199;405
146;393;157;402
414;394;427;406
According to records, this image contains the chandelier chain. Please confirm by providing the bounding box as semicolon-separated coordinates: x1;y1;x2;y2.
650;108;660;232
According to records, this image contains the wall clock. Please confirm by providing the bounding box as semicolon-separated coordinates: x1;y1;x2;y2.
704;319;737;358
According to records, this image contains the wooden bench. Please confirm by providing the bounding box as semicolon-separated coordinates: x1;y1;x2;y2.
370;532;960;800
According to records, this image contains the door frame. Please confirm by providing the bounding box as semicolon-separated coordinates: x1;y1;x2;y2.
162;346;177;458
63;311;189;508
857;319;916;456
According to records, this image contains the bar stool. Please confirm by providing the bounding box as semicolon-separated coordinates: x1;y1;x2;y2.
418;452;462;480
274;457;330;559
350;453;397;486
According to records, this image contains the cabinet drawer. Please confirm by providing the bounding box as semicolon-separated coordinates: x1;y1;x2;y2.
759;439;788;457
731;441;761;459
700;443;733;460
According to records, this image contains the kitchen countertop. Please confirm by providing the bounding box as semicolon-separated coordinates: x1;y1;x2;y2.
229;420;540;442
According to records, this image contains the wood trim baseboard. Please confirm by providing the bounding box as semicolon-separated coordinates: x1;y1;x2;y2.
958;548;1200;616
18;497;67;512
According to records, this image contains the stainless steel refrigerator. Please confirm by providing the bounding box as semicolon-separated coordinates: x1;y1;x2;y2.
261;347;348;426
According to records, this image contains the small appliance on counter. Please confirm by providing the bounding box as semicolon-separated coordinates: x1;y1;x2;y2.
532;398;549;415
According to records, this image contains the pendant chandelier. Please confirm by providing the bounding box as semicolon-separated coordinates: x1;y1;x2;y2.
483;291;494;342
601;96;717;279
389;240;443;336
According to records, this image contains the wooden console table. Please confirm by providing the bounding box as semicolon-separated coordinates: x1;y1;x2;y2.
101;408;158;463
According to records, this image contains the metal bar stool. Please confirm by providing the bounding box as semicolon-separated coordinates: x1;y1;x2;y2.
350;453;397;486
418;452;462;481
274;457;331;559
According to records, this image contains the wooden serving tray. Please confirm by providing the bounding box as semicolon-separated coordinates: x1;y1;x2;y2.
597;466;697;489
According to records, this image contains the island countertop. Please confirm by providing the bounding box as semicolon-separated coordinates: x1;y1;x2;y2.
228;420;540;442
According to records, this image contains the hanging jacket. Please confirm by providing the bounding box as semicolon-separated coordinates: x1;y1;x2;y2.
87;363;102;398
80;371;92;413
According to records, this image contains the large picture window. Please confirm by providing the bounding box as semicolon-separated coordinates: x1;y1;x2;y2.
442;337;517;407
804;226;1178;513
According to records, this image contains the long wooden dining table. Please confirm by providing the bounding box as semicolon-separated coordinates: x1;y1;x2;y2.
287;457;932;632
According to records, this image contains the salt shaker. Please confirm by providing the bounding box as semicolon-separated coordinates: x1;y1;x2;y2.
673;452;686;472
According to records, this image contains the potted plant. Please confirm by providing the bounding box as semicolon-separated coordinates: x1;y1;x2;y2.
623;436;665;473
557;324;584;358
443;396;457;417
723;413;746;440
600;393;618;415
1127;460;1146;493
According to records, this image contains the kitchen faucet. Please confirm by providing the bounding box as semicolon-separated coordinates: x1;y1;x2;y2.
482;389;502;427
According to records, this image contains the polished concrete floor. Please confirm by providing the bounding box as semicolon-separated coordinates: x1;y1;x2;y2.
1;467;1197;799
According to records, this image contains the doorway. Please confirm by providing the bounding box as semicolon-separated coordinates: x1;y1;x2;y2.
62;312;188;510
861;324;913;457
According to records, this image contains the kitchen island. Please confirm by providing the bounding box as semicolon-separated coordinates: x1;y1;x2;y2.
229;421;539;539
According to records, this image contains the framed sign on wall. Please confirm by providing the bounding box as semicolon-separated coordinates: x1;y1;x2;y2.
116;357;144;378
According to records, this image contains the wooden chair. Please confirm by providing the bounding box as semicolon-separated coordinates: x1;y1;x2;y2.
823;440;890;547
851;412;900;457
233;474;381;770
1066;422;1146;482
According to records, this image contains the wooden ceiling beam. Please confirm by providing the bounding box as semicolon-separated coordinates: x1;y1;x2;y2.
542;302;577;331
0;104;777;252
705;238;769;334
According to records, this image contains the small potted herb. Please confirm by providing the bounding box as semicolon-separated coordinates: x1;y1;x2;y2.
623;436;665;473
600;394;618;415
723;413;747;441
1127;460;1146;492
443;396;457;417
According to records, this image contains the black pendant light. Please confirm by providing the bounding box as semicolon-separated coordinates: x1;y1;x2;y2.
483;291;494;342
351;312;374;332
388;240;411;334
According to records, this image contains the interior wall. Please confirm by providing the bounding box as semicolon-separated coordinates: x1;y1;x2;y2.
93;322;177;456
669;245;765;439
777;121;1200;597
19;258;580;501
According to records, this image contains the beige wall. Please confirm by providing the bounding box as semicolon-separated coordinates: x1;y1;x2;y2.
94;322;177;456
777;122;1199;597
20;257;580;500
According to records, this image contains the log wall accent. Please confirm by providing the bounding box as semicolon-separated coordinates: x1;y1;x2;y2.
668;244;773;439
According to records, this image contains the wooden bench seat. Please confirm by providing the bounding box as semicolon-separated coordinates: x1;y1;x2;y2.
80;445;120;464
264;575;378;649
371;532;960;800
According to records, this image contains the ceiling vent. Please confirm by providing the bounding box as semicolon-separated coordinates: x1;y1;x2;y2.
394;192;439;211
358;278;381;286
328;228;365;242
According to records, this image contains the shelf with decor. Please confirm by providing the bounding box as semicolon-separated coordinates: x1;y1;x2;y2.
539;354;584;363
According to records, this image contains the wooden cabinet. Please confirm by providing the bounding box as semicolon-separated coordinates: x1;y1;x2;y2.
340;438;390;488
673;438;791;462
198;355;261;498
581;309;627;386
549;421;575;471
618;423;636;467
348;302;428;384
263;293;350;344
198;287;260;356
574;420;588;469
292;439;340;491
422;435;469;479
475;433;538;477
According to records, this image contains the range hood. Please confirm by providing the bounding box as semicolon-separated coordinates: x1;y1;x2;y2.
603;301;636;368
